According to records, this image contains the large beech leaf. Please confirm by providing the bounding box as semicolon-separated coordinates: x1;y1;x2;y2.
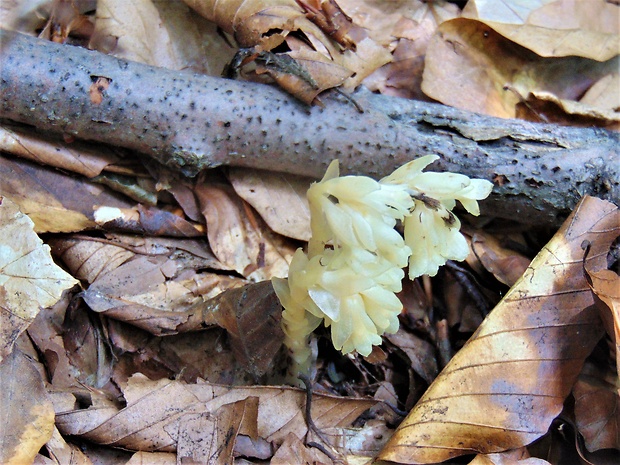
379;196;614;464
0;196;78;361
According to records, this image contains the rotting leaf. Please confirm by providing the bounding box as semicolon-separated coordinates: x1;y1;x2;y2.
0;349;55;465
0;196;78;361
175;281;285;379
379;196;614;464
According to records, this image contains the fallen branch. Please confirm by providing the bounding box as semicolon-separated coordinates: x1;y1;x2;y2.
1;29;618;226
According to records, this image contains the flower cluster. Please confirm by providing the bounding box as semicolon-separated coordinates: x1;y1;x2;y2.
272;155;493;375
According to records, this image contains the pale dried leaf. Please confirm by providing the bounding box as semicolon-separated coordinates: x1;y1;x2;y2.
379;196;613;463
0;196;78;361
522;89;620;128
229;167;312;241
44;426;93;465
176;398;256;464
0;125;120;178
463;0;619;61
0;0;50;34
0;349;55;465
150;0;235;74
468;447;551;464
581;74;620;111
90;0;178;68
345;0;460;99
126;451;176;465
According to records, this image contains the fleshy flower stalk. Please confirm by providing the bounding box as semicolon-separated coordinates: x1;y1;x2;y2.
272;155;493;377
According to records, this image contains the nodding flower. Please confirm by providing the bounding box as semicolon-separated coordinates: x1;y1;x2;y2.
272;155;493;378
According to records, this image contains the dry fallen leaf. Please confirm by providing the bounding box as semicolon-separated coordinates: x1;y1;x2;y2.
379;196;614;464
270;432;332;464
89;0;181;68
0;349;56;465
0;125;121;178
175;281;286;379
385;328;438;385
196;181;294;281
126;451;176;465
78;253;245;334
345;0;460;100
468;447;551;465
421;18;620;126
182;0;391;103
0;196;78;361
55;372;376;453
229;167;312;241
573;360;620;453
89;0;235;74
462;0;619;61
471;231;531;287
0;153;135;233
579;216;620;452
42;426;92;465
584;224;620;380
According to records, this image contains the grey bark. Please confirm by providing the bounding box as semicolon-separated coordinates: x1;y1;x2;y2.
1;29;618;226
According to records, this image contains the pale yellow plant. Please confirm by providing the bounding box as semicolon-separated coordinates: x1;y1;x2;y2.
272;155;493;376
